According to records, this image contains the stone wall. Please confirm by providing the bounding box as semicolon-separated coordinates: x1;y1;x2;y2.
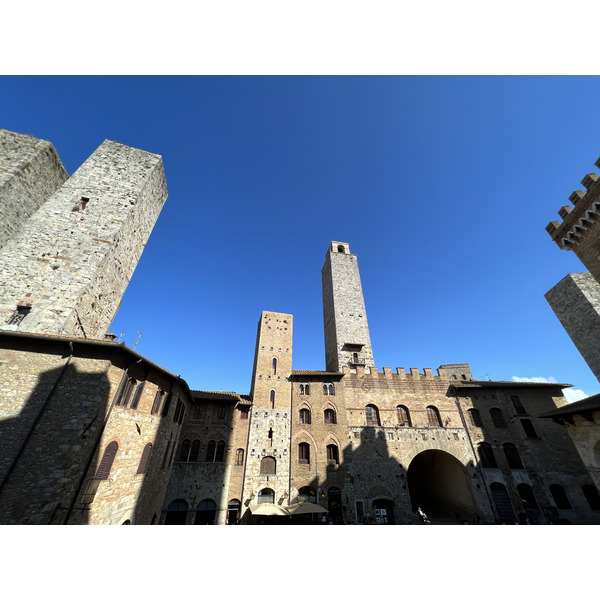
0;130;68;250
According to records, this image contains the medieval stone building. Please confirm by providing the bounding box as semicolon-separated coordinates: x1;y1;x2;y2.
1;129;599;525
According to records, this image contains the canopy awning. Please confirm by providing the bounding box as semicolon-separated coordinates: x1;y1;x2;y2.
248;503;290;517
286;502;329;515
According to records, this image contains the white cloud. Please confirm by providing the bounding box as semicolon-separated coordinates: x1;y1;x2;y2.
511;376;588;403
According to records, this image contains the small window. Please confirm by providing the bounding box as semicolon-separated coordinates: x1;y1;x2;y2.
189;440;201;462
216;406;227;420
96;441;118;480
178;439;191;462
7;305;31;326
137;443;153;474
477;442;498;468
215;440;225;463
337;245;345;253
510;394;527;415
503;443;524;469
582;484;600;510
299;408;311;424
355;500;365;524
129;381;145;410
550;484;572;510
205;440;216;462
304;384;310;396
260;456;276;475
272;358;277;375
396;405;411;427
490;407;508;429
235;448;245;465
240;408;249;420
298;442;310;464
116;377;136;407
324;409;337;424
467;408;482;427
365;404;380;426
161;393;172;417
323;383;335;396
520;419;538;438
258;488;275;504
426;406;442;427
326;444;339;464
270;390;275;409
151;389;165;415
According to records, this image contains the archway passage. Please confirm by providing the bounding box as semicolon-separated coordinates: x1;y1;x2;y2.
407;450;476;523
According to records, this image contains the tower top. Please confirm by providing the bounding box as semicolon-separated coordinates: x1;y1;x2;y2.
327;241;351;256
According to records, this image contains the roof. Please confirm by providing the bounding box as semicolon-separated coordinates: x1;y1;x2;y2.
540;393;600;419
190;390;248;403
291;370;344;379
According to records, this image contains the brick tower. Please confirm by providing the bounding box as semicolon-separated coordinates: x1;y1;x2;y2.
0;136;167;339
322;241;374;372
242;311;293;511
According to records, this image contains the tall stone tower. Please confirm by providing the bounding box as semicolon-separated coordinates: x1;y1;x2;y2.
0;135;167;339
546;159;600;383
322;241;374;372
0;130;68;249
243;311;293;508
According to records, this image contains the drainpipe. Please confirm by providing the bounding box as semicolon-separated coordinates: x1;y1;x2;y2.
453;390;499;523
62;357;143;524
0;341;74;499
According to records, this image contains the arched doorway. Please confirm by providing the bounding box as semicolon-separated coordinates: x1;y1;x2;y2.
165;499;188;525
194;498;217;524
227;499;241;524
407;450;476;522
372;498;395;524
490;482;516;524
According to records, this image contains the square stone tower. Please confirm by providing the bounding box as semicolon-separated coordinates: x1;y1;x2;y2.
0;137;167;339
243;311;293;510
322;241;374;372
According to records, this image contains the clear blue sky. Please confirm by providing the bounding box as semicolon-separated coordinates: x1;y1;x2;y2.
3;76;600;400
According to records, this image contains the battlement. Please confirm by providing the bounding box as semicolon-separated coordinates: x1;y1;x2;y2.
546;157;600;250
342;365;449;380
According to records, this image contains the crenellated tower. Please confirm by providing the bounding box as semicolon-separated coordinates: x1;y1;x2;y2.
243;311;293;510
322;241;374;372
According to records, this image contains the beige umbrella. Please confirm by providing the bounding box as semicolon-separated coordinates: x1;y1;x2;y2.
287;502;329;515
248;503;290;516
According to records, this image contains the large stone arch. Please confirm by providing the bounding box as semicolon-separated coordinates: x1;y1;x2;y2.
407;449;476;520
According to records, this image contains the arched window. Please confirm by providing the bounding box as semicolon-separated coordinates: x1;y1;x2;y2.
195;498;217;525
270;390;275;408
258;488;275;504
298;486;317;503
260;456;276;474
96;441;118;480
272;358;277;375
503;443;524;469
215;440;225;463
396;405;411;427
205;440;216;462
337;245;345;253
582;484;600;510
490;407;508;428
299;408;311;424
324;408;337;424
323;384;335;396
326;444;339;464
136;443;153;475
298;442;310;464
549;484;572;510
165;499;188;525
189;440;201;462
178;439;191;462
517;484;538;509
235;448;245;465
299;384;305;395
467;408;482;427
305;384;310;396
365;404;380;426
477;442;498;468
426;406;442;427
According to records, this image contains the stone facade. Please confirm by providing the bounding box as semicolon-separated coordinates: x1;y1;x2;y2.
0;130;68;250
0;136;167;339
545;272;600;383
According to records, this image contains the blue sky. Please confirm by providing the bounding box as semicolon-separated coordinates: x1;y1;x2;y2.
3;75;600;400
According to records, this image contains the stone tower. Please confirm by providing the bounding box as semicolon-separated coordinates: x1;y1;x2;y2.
0;136;167;339
243;311;293;508
0;130;68;250
322;241;374;372
546;158;600;382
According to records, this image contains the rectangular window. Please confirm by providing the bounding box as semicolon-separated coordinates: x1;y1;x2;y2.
151;389;165;415
240;409;249;420
520;419;538;438
511;395;527;415
130;381;145;410
216;406;227;420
